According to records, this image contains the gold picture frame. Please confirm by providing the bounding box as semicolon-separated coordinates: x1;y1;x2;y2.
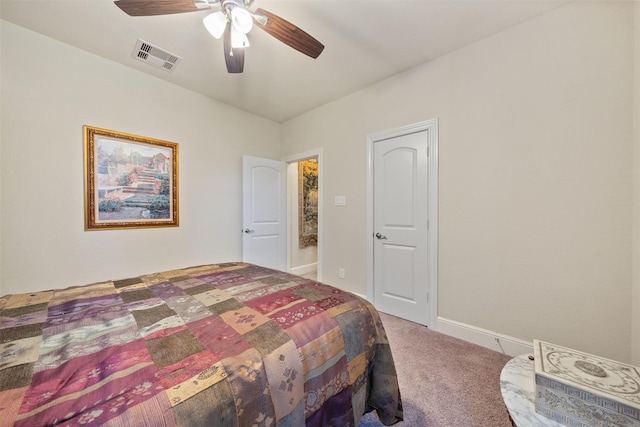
84;126;179;230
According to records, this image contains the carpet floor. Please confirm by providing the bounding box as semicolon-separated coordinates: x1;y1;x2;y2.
359;312;514;427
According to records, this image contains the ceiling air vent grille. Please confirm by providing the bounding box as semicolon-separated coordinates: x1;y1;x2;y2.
132;39;181;72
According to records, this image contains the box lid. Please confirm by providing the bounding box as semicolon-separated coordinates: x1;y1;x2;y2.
533;340;640;410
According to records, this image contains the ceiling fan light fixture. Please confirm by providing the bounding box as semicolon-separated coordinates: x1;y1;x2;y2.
230;26;250;48
231;7;253;34
203;11;227;39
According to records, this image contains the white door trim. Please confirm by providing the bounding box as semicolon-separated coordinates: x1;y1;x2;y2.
282;148;323;282
365;119;439;329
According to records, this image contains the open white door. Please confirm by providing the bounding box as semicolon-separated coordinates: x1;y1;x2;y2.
242;156;287;270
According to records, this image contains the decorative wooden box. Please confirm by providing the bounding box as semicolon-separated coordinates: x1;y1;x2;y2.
533;340;640;426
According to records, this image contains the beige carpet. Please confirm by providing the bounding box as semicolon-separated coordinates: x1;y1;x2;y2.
359;312;514;427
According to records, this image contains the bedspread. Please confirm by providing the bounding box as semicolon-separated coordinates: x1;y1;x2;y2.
0;262;402;426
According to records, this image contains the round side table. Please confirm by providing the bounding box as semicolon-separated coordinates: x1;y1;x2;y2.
499;354;565;426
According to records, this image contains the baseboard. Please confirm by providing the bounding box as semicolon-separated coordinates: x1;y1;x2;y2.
289;263;317;276
436;317;533;357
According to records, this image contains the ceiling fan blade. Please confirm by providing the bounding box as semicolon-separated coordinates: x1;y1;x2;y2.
223;24;245;73
254;8;324;59
114;0;209;16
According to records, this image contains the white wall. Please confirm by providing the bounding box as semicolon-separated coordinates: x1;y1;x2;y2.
0;21;281;295
282;1;635;362
633;1;640;366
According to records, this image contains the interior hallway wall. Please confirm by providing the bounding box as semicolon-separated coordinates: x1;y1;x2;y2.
282;1;634;362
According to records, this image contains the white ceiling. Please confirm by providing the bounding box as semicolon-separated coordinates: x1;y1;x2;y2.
0;0;569;123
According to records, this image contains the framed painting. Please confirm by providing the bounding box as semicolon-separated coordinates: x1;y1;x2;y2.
298;158;318;247
84;126;179;230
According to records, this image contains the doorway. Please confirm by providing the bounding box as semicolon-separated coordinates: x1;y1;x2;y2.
365;120;438;327
283;149;323;282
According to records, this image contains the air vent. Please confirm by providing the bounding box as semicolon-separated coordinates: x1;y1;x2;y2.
132;39;181;72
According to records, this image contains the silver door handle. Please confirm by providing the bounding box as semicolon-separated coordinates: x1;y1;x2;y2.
243;228;255;234
375;232;387;240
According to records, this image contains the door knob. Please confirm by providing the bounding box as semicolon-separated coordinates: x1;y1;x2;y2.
375;232;387;240
243;228;255;234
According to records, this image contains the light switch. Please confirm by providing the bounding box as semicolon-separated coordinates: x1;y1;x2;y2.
334;196;346;206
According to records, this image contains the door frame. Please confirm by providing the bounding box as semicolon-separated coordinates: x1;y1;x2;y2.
365;119;438;328
282;148;323;282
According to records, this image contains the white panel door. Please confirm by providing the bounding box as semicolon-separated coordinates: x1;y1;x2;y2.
242;156;287;270
373;130;429;325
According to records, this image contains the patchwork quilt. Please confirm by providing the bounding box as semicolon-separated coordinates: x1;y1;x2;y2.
0;262;403;426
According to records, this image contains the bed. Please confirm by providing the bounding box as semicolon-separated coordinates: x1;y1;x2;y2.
0;262;402;426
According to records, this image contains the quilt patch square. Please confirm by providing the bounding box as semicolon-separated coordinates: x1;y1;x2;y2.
224;348;275;426
283;310;338;348
50;283;117;307
0;362;35;390
149;281;187;300
298;325;345;376
113;277;144;288
221;307;271;335
165;359;227;406
208;298;245;315
171;377;237;425
93;391;173;427
146;329;206;369
157;349;219;391
119;288;157;304
303;353;350;414
137;272;169;286
243;289;303;316
0;324;44;345
37;315;139;371
131;304;178;329
334;310;367;362
262;338;304;420
170;277;207;290
0;387;27;424
198;272;247;289
193;289;233;307
243;321;291;356
163;296;209;324
305;386;355;427
3;292;53;310
0;336;42;370
270;299;324;330
184;284;216;296
291;287;328;302
2;303;45;320
259;276;289;286
0;305;48;329
348;353;367;384
189;316;251;360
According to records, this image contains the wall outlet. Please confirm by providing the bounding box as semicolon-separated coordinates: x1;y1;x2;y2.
338;268;345;279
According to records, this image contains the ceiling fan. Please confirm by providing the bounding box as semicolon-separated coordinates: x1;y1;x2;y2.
114;0;325;73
